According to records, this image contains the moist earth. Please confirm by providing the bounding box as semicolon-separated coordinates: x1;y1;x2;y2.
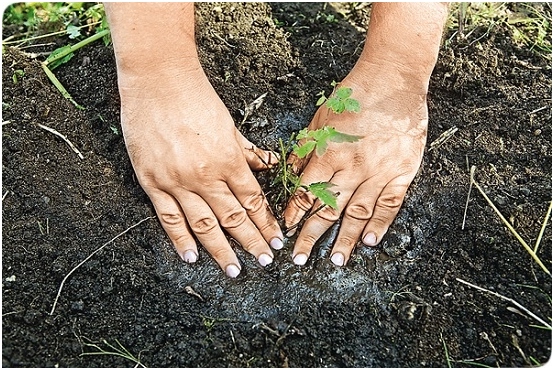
2;2;552;367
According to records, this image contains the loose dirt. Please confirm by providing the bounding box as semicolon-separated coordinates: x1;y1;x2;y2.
2;3;551;367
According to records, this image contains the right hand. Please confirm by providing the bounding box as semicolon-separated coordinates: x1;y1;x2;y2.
118;65;283;278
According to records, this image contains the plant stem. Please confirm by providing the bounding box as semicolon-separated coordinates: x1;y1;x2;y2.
41;64;85;110
44;29;110;66
470;166;551;276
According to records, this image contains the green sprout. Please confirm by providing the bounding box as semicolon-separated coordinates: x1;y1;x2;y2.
293;126;363;158
273;85;364;212
316;82;361;114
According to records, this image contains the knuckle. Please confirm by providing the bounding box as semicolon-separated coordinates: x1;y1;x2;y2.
209;245;232;262
159;212;184;227
345;203;373;221
189;216;219;236
220;208;248;230
241;192;265;213
335;234;359;249
378;192;405;210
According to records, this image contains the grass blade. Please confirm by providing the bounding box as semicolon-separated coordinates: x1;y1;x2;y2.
470;166;551;276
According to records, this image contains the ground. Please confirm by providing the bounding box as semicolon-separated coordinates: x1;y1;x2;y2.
2;2;552;367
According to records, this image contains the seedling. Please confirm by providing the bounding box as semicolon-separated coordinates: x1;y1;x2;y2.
293;126;362;158
316;81;361;114
273;84;363;215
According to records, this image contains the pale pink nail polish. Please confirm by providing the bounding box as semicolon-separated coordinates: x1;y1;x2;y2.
183;250;198;263
363;232;377;246
258;253;273;267
270;237;283;250
293;253;308;266
331;253;344;266
226;264;241;278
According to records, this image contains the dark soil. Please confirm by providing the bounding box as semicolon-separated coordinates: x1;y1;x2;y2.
2;3;552;367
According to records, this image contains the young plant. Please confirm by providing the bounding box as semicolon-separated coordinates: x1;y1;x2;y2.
316;81;361;114
280;84;363;213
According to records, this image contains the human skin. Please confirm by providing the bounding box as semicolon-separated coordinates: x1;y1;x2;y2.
105;2;448;275
283;2;449;266
104;3;284;278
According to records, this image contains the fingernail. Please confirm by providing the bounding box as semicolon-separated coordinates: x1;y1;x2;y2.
293;253;308;266
270;237;283;250
363;232;377;246
258;253;273;267
225;264;241;278
331;253;344;267
183;250;198;263
286;228;297;238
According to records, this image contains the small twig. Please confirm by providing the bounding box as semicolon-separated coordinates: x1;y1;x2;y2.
2;21;102;46
533;201;552;253
461;165;475;230
529;106;549;115
456;278;552;329
50;216;154;315
185;286;205;302
440;332;452;368
470;166;551;276
35;122;85;160
2;191;9;202
429;126;459;151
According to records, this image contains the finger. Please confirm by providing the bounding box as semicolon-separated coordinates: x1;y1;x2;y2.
227;171;284;251
288;108;324;174
287;148;309;176
362;178;411;247
291;174;355;265
329;180;383;266
282;158;335;236
145;188;199;263
236;129;279;171
178;191;242;278
201;183;276;266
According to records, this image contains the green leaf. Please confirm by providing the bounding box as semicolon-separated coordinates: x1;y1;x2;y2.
307;182;338;209
326;97;345;114
326;127;363;143
49;53;74;70
293;140;317;158
46;45;72;63
344;97;361;113
295;128;310;140
335;87;352;99
315;139;328;156
316;94;327;106
66;24;81;39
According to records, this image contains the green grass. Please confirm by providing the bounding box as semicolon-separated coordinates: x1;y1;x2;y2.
3;2;107;42
446;2;552;59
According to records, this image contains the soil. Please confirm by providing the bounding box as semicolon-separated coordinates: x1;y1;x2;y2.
2;2;552;367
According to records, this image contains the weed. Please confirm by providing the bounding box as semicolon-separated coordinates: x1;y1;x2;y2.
447;3;551;59
3;3;109;44
11;69;24;84
81;338;146;368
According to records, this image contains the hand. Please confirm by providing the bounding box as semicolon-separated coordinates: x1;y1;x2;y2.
119;65;284;277
283;67;428;266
